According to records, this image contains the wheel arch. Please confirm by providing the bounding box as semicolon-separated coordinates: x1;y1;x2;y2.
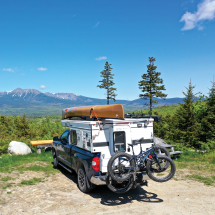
52;147;57;156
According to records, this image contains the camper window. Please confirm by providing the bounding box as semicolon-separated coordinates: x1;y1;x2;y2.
70;130;77;145
113;131;126;152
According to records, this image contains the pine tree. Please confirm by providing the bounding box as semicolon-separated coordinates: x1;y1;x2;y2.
198;81;215;142
97;61;117;105
18;113;30;138
0;116;9;139
174;80;198;146
138;57;167;116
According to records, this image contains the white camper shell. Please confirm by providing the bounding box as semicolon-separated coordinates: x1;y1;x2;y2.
61;117;154;173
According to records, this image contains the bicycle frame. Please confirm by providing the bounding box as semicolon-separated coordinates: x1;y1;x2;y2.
121;145;162;172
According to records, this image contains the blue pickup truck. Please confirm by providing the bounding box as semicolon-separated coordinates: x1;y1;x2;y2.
51;117;160;193
52;128;106;193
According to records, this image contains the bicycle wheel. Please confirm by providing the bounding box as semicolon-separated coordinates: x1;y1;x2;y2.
154;145;170;157
106;175;134;194
146;155;176;182
107;152;135;182
154;145;170;170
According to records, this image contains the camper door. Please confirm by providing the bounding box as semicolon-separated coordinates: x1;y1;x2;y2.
112;124;131;154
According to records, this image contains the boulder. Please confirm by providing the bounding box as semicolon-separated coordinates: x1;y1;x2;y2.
154;137;167;145
8;141;32;155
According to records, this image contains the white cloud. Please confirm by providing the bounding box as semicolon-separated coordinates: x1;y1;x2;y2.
198;26;204;30
180;0;215;30
40;85;46;89
93;22;100;28
95;56;107;61
3;68;14;72
180;12;197;30
38;67;47;71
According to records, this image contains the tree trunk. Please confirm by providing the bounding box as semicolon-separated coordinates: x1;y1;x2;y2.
150;97;152;117
107;88;109;105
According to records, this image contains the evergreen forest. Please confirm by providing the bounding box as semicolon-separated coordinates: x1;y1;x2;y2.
152;80;215;152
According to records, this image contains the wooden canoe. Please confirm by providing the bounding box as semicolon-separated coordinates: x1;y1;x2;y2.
62;104;124;120
30;140;53;146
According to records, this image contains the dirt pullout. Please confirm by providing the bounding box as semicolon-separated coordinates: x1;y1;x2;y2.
0;170;215;215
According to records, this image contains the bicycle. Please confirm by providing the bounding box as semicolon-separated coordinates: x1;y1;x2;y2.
107;138;176;183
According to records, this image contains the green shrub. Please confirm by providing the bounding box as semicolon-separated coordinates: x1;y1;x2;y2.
0;114;68;155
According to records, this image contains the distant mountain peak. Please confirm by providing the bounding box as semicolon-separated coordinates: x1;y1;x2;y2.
12;88;41;95
5;88;42;100
44;92;79;101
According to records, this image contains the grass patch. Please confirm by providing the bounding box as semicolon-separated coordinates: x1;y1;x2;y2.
174;150;215;186
185;175;214;186
175;151;215;164
0;151;59;190
1;176;15;181
0;151;59;175
173;177;178;181
176;163;188;168
3;183;13;189
20;177;43;186
157;173;165;176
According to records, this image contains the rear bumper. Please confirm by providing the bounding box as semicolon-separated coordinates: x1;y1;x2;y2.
90;173;149;186
90;175;106;185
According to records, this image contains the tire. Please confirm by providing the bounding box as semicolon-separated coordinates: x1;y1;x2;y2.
154;145;170;157
53;150;58;168
154;145;170;170
77;167;92;193
107;152;135;182
106;175;134;194
146;155;176;182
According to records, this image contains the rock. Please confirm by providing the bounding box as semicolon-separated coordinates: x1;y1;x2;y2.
8;141;32;155
154;137;167;145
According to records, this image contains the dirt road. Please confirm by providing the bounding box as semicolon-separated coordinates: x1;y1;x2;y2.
0;168;215;215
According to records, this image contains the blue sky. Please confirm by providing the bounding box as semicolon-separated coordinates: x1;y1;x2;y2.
1;0;215;100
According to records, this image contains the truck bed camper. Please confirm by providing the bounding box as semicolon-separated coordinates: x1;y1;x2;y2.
52;104;165;193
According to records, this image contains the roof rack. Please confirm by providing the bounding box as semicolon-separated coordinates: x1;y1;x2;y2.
124;113;148;118
124;113;161;122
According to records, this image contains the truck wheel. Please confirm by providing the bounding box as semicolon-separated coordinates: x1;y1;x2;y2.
77;167;92;193
53;150;58;168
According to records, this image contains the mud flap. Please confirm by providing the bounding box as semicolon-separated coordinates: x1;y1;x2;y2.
86;175;96;189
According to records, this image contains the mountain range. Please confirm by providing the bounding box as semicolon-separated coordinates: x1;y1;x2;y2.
0;88;184;117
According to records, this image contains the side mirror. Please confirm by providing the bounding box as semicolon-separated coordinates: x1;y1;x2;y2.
53;136;59;141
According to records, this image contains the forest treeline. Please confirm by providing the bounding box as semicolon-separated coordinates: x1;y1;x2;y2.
0;115;67;155
1;80;215;155
153;81;215;151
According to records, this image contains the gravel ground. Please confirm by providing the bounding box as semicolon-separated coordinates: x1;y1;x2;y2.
0;168;215;215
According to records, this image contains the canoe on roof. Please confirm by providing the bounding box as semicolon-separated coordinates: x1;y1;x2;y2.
62;104;124;120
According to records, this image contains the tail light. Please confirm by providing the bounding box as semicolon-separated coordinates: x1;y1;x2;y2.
148;153;153;159
92;157;100;171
